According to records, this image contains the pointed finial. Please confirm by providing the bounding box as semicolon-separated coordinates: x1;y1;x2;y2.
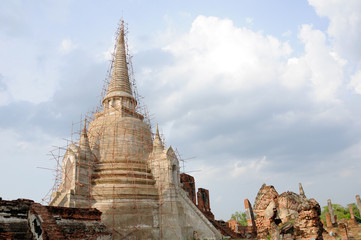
102;19;134;105
79;118;92;155
120;19;124;36
299;183;305;197
156;124;160;138
153;123;164;152
82;119;87;136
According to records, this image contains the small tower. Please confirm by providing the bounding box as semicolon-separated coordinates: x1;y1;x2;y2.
76;120;94;198
49;120;95;208
153;124;164;153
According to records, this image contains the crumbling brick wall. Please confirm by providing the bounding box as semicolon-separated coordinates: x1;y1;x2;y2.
0;198;112;240
197;188;214;220
180;173;196;205
253;184;324;240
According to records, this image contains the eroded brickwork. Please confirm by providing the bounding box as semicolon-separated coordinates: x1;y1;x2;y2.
197;188;215;220
0;198;111;240
180;173;196;205
253;184;324;240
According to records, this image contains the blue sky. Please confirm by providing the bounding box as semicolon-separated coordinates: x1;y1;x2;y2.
1;0;361;220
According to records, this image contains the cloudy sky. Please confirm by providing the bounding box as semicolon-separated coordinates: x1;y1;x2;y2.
1;0;361;220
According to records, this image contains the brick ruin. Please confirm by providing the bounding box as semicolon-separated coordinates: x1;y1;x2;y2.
180;173;247;239
249;184;361;240
252;183;324;240
3;183;360;239
322;195;361;240
226;199;257;239
197;188;215;220
180;173;196;205
179;178;343;240
0;198;111;240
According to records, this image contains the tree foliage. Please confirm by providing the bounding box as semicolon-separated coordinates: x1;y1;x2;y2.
320;203;361;223
230;211;248;226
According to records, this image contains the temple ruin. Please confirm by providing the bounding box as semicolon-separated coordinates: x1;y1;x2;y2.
0;198;112;239
251;184;324;239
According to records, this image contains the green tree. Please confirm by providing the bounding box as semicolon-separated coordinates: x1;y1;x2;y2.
230;211;248;226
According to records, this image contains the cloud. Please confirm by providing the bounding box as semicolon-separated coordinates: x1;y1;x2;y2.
349;70;361;94
134;14;361;219
141;16;354;162
0;35;59;104
245;17;253;24
59;39;77;54
0;128;58;201
339;169;352;178
308;0;361;97
297;24;345;102
282;30;292;37
231;156;268;178
0;74;11;106
308;0;361;62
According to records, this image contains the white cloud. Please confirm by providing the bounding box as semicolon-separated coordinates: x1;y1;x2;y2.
339;169;352;178
349;70;361;94
0;128;58;202
308;0;361;96
139;15;361;219
308;0;361;62
0;76;11;106
0;36;60;104
282;30;292;37
231;156;268;178
142;16;358;166
59;38;77;54
245;17;253;24
303;181;314;187
101;45;114;62
215;196;222;203
281;57;310;89
161;16;291;95
295;24;345;102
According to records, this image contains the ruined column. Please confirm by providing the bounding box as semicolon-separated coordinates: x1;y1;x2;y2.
197;188;214;220
180;173;196;205
244;199;255;227
356;195;361;217
327;199;336;225
348;205;357;226
325;212;333;228
299;183;306;198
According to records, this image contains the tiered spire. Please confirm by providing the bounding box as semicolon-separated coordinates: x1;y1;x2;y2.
79;119;91;154
103;20;134;104
153;124;164;152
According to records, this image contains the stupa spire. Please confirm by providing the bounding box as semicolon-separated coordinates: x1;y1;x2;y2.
103;20;134;105
153;124;164;152
79;119;90;152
